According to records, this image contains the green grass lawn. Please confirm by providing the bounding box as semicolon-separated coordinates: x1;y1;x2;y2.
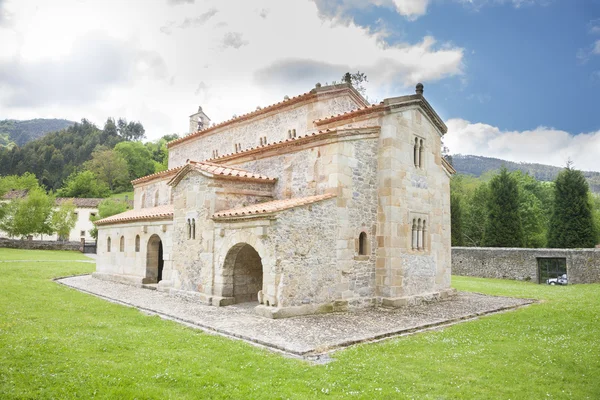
1;249;599;399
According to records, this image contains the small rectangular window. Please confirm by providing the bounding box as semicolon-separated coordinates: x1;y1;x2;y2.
80;231;85;237
537;258;567;284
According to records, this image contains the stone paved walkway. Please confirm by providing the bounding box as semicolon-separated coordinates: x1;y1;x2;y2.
57;275;534;359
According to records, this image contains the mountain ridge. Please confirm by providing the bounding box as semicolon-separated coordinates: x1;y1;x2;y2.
0;119;76;147
451;154;600;194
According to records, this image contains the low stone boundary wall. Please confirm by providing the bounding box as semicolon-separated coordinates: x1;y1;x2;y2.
0;238;81;252
452;247;600;284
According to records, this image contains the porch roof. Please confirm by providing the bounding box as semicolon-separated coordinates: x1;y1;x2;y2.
95;204;174;226
213;193;336;220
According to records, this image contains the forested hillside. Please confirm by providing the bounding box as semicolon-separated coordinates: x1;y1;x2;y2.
0;119;75;147
0;120;123;190
452;154;600;194
0;117;174;194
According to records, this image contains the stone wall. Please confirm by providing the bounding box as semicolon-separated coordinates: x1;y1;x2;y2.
452;247;600;284
135;178;172;209
95;220;173;286
374;107;452;304
168;92;362;168
0;238;82;251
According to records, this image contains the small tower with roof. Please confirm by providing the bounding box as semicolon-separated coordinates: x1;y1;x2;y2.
189;106;211;134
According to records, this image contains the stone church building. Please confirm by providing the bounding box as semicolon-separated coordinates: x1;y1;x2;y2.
94;82;455;318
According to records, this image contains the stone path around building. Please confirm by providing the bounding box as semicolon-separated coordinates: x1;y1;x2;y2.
57;275;534;360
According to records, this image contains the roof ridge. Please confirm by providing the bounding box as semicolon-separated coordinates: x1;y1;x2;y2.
131;165;185;186
213;193;336;219
95;204;174;226
167;83;367;149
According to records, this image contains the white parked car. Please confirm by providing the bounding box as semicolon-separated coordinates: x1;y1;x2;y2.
547;274;568;285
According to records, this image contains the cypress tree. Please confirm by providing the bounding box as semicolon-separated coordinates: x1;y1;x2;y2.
483;167;523;247
548;165;597;248
451;192;464;246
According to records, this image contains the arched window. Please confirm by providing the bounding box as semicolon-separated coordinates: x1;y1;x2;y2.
141;193;146;208
412;219;417;250
414;137;419;167
187;219;191;240
422;220;427;250
154;190;159;206
419;139;424;168
135;235;140;252
120;236;125;252
107;237;111;252
417;219;423;250
192;219;196;240
358;232;367;255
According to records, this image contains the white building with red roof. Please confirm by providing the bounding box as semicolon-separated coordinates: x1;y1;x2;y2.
94;82;455;318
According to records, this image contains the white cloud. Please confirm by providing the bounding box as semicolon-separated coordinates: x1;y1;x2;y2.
445;119;600;171
0;0;464;140
593;40;600;55
313;0;430;21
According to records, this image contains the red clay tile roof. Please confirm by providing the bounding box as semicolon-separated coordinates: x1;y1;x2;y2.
442;157;456;174
95;204;173;226
1;189;29;200
203;129;335;162
213;193;336;219
131;165;185;186
56;198;104;208
167;83;368;149
314;103;385;125
168;160;277;186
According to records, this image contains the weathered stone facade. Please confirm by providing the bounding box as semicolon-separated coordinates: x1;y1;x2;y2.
94;83;454;318
452;247;600;284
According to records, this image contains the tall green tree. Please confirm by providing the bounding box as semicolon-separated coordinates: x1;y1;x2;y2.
483;167;523;247
85;149;129;192
451;192;464;246
114;141;156;181
0;188;54;239
463;183;490;246
56;170;111;198
0;172;40;195
548;165;597;248
52;200;78;241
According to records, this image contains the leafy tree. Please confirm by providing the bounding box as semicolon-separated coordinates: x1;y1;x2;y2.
85;149;130;192
548;165;597;248
0;119;123;190
56;170;111;198
451;192;464;246
114;141;156;181
483;167;523;247
144;134;178;172
513;171;552;248
0;172;40;195
52;200;78;241
342;71;368;97
89;199;131;239
0;188;54;239
116;118;145;141
103;118;118;137
590;193;600;244
463;183;490;246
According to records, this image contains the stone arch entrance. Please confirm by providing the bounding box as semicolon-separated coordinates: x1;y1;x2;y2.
222;243;263;304
144;234;164;284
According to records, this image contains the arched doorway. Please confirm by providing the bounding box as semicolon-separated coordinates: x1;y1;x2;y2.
222;243;263;304
144;234;164;284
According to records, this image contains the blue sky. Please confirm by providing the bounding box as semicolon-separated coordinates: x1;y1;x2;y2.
0;0;599;170
338;1;600;134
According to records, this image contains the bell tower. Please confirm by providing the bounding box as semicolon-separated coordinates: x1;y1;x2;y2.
189;106;211;134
